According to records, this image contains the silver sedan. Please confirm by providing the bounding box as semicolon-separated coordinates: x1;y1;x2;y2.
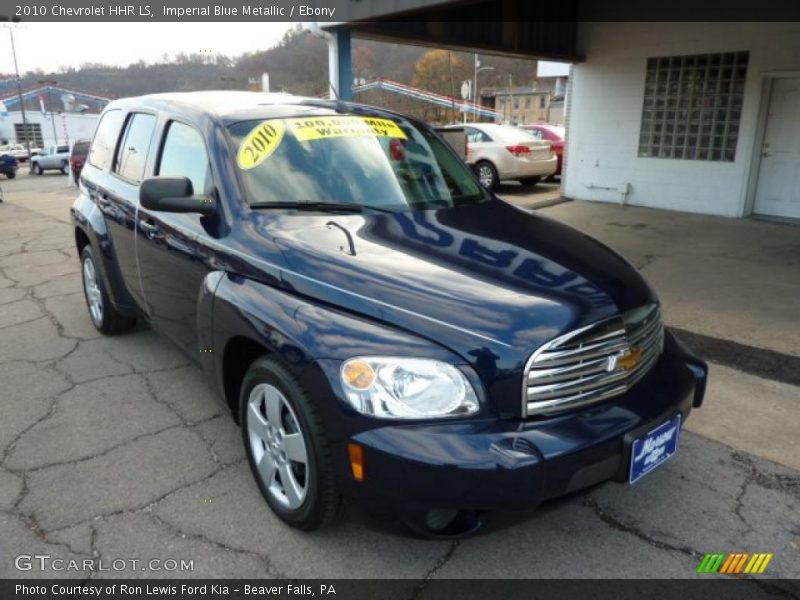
456;123;557;190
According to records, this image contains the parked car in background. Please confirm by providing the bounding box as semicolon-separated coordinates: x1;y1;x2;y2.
521;124;565;177
448;123;556;190
72;92;707;535
0;143;31;163
70;139;91;185
434;126;467;160
0;153;18;179
30;144;70;175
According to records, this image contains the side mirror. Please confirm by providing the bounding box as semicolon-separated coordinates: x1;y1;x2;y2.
140;176;216;216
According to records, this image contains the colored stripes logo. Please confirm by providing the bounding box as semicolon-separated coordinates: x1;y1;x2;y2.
697;552;773;574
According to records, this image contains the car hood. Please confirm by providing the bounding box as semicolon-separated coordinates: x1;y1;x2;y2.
259;199;655;362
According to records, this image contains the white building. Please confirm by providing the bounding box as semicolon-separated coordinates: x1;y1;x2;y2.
564;22;800;220
0;85;108;149
317;6;800;222
0;111;99;148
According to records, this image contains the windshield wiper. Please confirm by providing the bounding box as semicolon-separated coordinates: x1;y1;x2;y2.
249;201;396;214
249;201;363;213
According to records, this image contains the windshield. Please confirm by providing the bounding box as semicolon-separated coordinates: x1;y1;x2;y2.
228;114;486;211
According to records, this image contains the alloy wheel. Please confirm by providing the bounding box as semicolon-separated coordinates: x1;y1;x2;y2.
82;255;104;326
478;164;495;188
246;383;309;509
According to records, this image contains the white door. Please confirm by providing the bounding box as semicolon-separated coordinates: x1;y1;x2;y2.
754;78;800;219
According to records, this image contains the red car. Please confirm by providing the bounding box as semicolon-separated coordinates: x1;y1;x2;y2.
69;139;91;185
521;124;565;176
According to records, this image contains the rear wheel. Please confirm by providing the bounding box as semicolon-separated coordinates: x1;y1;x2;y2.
80;246;136;334
519;176;541;187
476;160;499;190
240;356;340;530
3;171;14;179
60;160;68;174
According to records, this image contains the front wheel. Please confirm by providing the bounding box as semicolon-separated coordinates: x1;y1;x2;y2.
32;162;42;175
476;161;499;191
240;357;340;530
80;246;136;334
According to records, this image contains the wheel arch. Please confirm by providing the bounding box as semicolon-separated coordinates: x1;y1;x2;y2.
74;225;91;257
221;335;272;424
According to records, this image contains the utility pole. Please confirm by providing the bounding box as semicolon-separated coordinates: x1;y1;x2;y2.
38;79;59;145
473;54;478;123
8;24;32;161
472;54;493;123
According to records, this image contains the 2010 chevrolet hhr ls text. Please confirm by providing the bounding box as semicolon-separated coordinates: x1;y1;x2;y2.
71;92;708;535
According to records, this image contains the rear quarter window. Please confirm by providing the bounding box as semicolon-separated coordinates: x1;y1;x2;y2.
88;109;124;170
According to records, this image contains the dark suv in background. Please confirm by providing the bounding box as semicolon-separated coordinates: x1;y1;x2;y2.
0;152;18;179
70;139;91;185
71;92;707;535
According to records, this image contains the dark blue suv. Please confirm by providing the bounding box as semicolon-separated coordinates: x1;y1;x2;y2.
71;92;707;535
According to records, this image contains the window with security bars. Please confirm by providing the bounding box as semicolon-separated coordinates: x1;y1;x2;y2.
639;51;748;162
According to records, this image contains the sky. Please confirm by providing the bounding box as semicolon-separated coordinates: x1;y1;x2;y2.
1;22;296;75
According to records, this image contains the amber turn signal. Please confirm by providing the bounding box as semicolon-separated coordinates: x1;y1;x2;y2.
341;360;376;390
348;442;364;482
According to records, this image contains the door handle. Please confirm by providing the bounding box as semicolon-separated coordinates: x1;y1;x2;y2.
140;220;160;240
97;195;111;208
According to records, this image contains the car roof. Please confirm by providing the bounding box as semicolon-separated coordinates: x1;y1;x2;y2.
465;122;536;141
524;123;565;135
104;90;402;126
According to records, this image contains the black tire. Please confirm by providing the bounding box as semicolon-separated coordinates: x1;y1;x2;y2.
476;160;499;191
79;245;136;334
32;162;42;175
240;356;340;530
519;176;541;187
5;171;16;179
60;160;68;174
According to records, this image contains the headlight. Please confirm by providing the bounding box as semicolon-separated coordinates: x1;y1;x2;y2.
340;357;479;419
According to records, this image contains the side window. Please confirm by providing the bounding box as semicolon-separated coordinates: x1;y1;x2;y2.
114;113;157;183
88;109;124;170
466;128;490;143
157;121;212;195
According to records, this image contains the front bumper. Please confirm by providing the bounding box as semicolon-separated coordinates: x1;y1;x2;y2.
345;332;707;519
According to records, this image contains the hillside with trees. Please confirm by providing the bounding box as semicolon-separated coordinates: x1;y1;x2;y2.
3;25;542;120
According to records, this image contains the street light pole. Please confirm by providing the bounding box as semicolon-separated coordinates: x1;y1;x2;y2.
8;24;32;160
472;54;493;122
38;79;58;146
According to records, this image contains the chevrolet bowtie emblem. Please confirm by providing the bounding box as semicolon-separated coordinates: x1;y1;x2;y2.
608;346;643;372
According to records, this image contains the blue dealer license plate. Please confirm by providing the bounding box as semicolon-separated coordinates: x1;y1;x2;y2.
629;414;681;484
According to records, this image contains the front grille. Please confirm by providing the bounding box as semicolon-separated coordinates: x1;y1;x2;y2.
523;304;664;417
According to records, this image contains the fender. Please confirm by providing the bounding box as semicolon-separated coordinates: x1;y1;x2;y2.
70;191;138;316
211;272;488;493
210;273;481;422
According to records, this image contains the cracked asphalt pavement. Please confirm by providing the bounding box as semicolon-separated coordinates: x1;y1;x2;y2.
0;173;798;585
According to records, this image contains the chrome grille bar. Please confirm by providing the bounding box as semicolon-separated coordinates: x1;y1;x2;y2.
523;304;664;417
